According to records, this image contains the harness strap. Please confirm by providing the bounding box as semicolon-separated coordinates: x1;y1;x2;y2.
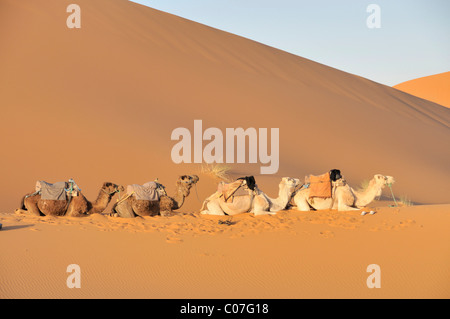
387;183;398;207
65;178;81;192
102;187;120;196
65;193;73;213
24;190;40;199
287;183;305;207
246;188;257;213
116;191;134;205
194;183;201;202
329;183;338;209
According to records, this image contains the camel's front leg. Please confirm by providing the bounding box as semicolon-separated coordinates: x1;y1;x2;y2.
160;210;175;217
252;196;272;216
254;210;276;216
293;195;311;211
337;201;361;211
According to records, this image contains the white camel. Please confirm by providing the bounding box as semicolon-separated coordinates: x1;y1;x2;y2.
291;174;395;211
201;177;300;216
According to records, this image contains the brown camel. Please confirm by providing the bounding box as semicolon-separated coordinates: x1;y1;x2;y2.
16;182;124;217
111;175;199;218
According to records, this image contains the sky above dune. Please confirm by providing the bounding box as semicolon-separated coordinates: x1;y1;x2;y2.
131;0;450;86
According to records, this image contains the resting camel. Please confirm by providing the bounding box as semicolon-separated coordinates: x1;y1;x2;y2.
111;175;199;218
201;177;300;216
16;182;124;217
291;174;395;211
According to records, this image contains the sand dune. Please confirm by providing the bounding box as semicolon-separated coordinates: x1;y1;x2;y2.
394;72;450;108
0;0;449;212
0;0;449;299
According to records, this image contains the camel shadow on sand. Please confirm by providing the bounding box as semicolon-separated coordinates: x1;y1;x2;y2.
1;224;35;231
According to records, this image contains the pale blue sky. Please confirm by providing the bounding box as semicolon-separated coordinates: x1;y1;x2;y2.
131;0;449;86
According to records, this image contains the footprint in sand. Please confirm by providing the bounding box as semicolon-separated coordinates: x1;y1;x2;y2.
166;236;183;244
394;219;416;230
319;230;335;238
373;219;417;231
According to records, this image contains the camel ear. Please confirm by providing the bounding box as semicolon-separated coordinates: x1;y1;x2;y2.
375;175;387;182
285;177;294;184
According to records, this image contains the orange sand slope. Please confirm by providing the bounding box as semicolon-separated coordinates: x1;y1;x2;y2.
1;203;450;298
394;72;450;108
0;0;449;213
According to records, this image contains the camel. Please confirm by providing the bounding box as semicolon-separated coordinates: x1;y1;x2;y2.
16;182;124;217
111;175;199;218
200;177;300;216
291;174;395;211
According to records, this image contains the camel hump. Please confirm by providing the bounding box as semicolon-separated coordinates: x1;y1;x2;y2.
127;182;161;201
304;169;342;199
308;172;332;199
218;180;244;202
304;169;341;184
37;181;68;201
218;177;256;203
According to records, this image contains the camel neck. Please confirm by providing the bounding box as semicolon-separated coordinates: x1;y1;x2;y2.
269;184;291;211
89;189;112;214
171;186;187;210
353;179;382;207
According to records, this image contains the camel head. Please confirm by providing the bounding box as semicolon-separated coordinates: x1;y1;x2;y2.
280;177;300;194
176;175;200;196
101;182;125;196
373;174;395;189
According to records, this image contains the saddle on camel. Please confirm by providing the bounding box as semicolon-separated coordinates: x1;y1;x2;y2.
33;179;81;201
123;180;167;202
305;169;342;203
217;176;256;203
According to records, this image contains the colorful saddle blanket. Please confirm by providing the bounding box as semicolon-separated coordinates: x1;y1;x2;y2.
307;172;332;199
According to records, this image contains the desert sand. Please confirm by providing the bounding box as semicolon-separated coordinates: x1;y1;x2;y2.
0;0;449;299
394;72;450;109
1;197;450;298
